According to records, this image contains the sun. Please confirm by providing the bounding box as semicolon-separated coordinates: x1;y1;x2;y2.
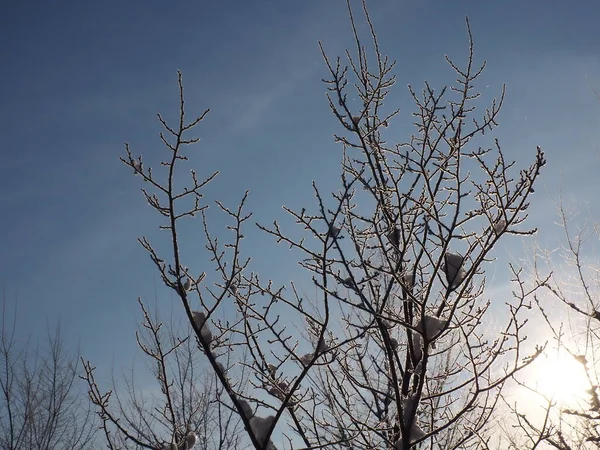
533;350;590;406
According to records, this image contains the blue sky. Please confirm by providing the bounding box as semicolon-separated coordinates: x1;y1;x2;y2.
1;0;600;406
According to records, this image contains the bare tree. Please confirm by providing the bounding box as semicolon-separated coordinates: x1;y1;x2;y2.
0;295;96;450
509;199;600;449
115;2;546;449
81;297;245;450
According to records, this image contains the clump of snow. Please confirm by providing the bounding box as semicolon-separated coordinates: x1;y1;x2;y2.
415;315;448;351
327;224;343;239
413;360;423;375
443;252;466;289
317;337;329;353
132;159;142;174
493;218;507;235
412;333;423;362
394;394;426;449
238;399;253;419
401;392;419;417
393;422;425;448
418;315;448;342
185;432;198;449
388;227;401;247
402;272;415;291
299;336;330;366
300;353;313;366
341;277;355;288
192;311;205;328
192;311;213;344
249;415;276;446
268;381;289;400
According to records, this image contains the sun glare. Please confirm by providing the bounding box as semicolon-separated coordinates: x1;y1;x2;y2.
534;351;590;406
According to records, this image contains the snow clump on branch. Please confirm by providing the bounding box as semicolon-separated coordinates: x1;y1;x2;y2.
327;224;343;239
493;218;507;235
300;337;330;366
249;415;278;450
393;422;425;449
238;399;253;419
192;311;213;344
132;158;142;175
185;432;198;448
412;333;423;363
394;393;426;449
418;315;448;342
402;272;415;291
443;252;466;289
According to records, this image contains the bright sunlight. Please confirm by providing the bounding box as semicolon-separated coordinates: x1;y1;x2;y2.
533;350;590;406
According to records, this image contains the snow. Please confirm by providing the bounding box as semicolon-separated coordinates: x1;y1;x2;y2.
382;319;394;329
413;360;423;375
192;311;213;344
394;394;426;449
317;337;329;352
443;252;466;289
493;218;507;235
418;315;447;342
402;272;415;291
393;422;425;448
300;353;313;365
412;333;423;362
268;381;288;400
185;432;198;448
388;227;401;247
249;415;276;446
341;277;355;288
327;225;343;239
238;399;253;419
132;159;142;175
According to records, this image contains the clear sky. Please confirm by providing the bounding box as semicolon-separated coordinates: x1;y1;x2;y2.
1;0;600;407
